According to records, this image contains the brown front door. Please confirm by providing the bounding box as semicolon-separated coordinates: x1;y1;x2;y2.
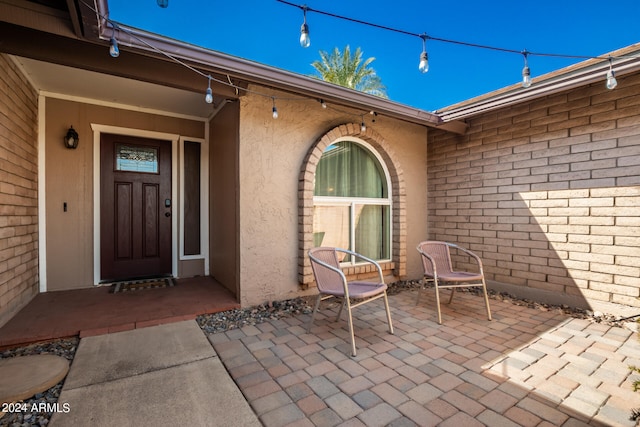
100;134;172;281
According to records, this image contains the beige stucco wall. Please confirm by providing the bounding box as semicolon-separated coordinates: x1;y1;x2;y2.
209;101;240;296
0;54;39;328
44;97;205;291
428;72;640;311
237;88;429;306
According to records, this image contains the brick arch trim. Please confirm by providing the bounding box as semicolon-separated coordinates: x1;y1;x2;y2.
298;123;406;286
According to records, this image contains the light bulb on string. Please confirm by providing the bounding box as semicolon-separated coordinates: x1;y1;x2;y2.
272;98;279;119
109;27;120;58
360;117;366;132
418;34;429;74
205;76;213;104
606;57;618;90
320;99;327;109
299;6;310;48
521;51;532;88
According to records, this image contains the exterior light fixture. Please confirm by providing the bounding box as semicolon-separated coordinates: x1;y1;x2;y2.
109;26;120;58
521;50;532;88
109;36;119;58
418;34;429;74
299;6;310;48
606;57;618;90
205;76;213;104
64;126;79;149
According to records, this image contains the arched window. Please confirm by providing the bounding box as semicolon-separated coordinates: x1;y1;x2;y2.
313;138;392;262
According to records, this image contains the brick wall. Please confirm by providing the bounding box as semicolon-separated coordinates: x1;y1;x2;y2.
299;123;407;287
428;72;640;310
0;54;39;327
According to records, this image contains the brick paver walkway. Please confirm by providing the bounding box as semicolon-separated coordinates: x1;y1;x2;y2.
208;289;640;427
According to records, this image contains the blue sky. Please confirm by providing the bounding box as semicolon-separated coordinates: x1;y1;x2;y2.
109;0;639;112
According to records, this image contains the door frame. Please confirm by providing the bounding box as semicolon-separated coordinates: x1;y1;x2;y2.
92;124;179;284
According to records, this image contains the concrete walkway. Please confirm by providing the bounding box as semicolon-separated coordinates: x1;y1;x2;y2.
50;320;260;427
209;290;640;427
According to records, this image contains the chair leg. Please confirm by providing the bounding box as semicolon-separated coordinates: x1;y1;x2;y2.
307;294;322;332
481;278;492;321
448;288;455;304
383;291;394;335
416;277;423;305
345;300;357;357
336;298;346;322
434;278;443;325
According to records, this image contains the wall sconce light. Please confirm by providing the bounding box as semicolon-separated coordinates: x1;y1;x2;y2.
64;126;79;149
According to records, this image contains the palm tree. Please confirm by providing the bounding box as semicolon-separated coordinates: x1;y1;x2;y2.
311;45;388;98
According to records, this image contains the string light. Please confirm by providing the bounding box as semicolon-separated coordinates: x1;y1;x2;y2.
299;6;310;48
276;0;627;90
79;0;376;126
521;51;532;88
109;27;119;58
606;57;618;90
205;75;213;104
84;0;633;132
418;34;429;74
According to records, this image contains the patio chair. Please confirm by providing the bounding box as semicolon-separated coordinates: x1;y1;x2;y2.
307;247;394;357
416;241;492;325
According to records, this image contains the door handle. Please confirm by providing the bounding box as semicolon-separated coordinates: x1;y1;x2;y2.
165;212;171;217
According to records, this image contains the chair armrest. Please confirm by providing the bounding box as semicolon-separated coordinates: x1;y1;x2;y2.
447;243;484;274
416;245;438;278
335;248;384;284
308;252;350;295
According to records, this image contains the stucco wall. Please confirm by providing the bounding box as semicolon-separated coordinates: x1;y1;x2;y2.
44;97;204;290
428;72;640;311
238;89;428;306
209;101;239;296
0;54;39;327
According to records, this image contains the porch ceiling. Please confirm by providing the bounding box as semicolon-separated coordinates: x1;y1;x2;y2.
15;56;219;119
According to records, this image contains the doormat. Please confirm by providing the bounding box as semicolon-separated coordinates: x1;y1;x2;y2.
111;277;175;293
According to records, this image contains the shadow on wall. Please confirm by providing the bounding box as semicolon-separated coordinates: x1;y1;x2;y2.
431;183;640;312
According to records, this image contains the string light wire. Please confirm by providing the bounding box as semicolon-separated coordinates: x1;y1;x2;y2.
276;0;637;90
275;0;623;61
80;0;633;121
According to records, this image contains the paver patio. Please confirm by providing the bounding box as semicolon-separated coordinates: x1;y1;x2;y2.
208;288;640;427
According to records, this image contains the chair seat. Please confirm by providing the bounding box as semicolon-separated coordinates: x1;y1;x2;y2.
323;281;388;298
308;247;394;357
436;271;483;282
417;241;492;324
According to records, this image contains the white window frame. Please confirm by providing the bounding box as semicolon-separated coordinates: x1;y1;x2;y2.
179;137;210;268
313;137;393;266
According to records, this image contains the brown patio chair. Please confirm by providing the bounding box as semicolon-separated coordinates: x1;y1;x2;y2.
307;247;394;357
416;241;492;325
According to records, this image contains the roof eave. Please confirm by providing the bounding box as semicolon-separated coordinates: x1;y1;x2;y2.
437;45;640;122
93;0;459;131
